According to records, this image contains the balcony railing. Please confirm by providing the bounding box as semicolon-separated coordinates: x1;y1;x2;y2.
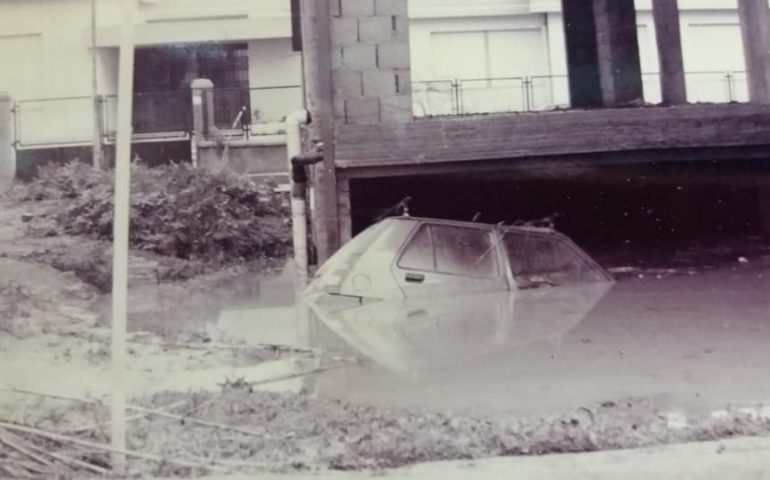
103;90;193;137
212;85;304;131
413;71;749;117
14;96;96;148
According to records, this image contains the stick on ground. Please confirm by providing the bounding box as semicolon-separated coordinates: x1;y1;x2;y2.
0;421;223;473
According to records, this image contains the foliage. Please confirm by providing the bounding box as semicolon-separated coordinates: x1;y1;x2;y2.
19;161;291;265
15;160;109;201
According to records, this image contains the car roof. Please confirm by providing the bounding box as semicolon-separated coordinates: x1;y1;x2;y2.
381;216;557;235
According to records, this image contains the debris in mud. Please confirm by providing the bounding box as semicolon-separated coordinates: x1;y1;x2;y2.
2;390;769;478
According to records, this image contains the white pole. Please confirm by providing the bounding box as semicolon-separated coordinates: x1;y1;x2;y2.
111;0;136;473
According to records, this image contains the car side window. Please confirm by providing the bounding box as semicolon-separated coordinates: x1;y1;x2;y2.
397;224;434;271
398;223;499;278
432;225;499;278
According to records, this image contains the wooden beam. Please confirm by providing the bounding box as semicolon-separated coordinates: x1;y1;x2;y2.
738;0;770;103
652;0;687;105
561;0;603;108
334;105;770;169
593;0;643;106
300;0;339;262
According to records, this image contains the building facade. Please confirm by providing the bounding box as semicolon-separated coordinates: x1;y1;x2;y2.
0;0;303;177
0;0;762;174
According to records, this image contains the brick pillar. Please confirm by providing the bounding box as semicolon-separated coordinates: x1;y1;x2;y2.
0;92;15;188
561;0;603;108
593;0;644;107
330;0;412;124
738;0;770;103
652;0;687;105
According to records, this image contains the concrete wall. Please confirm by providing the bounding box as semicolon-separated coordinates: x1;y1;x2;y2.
197;144;288;175
247;38;304;124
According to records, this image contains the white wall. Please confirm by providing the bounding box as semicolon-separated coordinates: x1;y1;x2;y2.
0;0;95;145
0;0;298;145
410;14;551;115
410;0;753;114
247;38;303;124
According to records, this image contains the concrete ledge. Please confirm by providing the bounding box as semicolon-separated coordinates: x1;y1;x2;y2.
335;104;770;169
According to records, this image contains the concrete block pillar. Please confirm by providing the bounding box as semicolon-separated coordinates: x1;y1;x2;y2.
652;0;687;105
0;92;15;188
593;0;644;107
738;0;770;104
561;0;603;108
330;0;412;124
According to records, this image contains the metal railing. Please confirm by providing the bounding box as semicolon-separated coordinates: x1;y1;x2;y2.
12;85;305;149
103;89;193;138
212;85;303;131
413;71;749;117
13;96;96;148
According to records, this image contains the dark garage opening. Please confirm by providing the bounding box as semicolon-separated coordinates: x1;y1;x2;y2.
350;159;770;266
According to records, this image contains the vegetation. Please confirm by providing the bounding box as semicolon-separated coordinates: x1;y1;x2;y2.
16;161;292;266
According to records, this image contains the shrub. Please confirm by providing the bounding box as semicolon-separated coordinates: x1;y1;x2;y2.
23;161;291;265
16;160;110;201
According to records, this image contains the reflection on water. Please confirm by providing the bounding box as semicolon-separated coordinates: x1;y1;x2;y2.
114;260;298;338
214;274;613;376
304;282;614;372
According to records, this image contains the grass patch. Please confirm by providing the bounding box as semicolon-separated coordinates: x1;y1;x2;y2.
6;391;769;477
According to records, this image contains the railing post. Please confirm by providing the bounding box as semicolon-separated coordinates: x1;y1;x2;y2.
454;79;462;115
0;93;15;188
524;77;533;111
93;94;105;169
726;72;734;102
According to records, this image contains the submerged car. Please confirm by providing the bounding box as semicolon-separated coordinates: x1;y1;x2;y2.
303;216;613;300
300;216;615;372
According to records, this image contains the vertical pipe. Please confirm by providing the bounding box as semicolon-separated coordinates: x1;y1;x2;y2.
286;110;310;290
110;0;135;473
91;0;103;169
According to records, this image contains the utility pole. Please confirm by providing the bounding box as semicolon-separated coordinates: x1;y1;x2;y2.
299;0;339;263
110;0;136;473
91;0;103;169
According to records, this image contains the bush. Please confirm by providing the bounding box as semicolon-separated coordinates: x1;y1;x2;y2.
23;161;292;265
16;160;110;201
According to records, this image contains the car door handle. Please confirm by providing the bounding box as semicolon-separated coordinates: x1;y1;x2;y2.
405;272;425;283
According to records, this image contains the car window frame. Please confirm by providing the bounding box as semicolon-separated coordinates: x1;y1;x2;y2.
394;220;507;281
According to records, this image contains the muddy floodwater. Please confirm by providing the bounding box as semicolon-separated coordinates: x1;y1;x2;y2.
212;261;770;419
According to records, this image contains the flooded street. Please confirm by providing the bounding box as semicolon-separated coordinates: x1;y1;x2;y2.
215;261;770;419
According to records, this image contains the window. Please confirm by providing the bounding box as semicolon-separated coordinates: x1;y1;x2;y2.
398;225;434;272
504;231;606;287
398;224;499;278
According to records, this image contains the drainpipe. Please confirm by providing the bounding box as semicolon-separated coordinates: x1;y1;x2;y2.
285;110;310;290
